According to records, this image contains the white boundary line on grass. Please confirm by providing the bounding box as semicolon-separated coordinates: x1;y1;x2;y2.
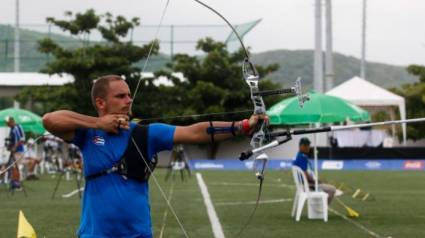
196;173;225;238
209;182;294;188
328;208;391;238
62;187;84;198
215;198;293;206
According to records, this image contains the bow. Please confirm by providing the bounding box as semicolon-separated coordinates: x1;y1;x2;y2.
131;0;308;236
191;0;309;236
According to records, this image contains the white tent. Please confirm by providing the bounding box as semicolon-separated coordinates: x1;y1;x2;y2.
326;76;407;144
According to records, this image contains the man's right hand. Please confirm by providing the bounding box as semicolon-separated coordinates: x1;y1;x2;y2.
96;114;130;134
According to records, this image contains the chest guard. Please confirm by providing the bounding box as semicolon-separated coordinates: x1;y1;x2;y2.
85;124;158;182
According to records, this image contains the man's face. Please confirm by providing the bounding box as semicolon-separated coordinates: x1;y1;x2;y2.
300;144;310;154
101;80;133;115
6;119;14;128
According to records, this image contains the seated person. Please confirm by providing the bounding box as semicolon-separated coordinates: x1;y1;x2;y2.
292;137;336;204
23;138;41;180
64;143;83;171
42;134;64;172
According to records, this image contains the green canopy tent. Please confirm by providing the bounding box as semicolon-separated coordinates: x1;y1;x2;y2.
267;91;370;125
0;108;45;134
266;91;370;191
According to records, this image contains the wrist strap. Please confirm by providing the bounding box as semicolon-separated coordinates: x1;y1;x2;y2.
209;120;215;144
241;119;251;135
231;121;237;136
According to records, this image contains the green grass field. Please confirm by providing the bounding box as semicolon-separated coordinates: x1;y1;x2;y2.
1;170;424;238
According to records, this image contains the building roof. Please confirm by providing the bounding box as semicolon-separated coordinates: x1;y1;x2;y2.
0;72;185;87
0;73;74;86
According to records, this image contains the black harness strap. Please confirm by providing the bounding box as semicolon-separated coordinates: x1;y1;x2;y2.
85;124;157;182
85;166;119;181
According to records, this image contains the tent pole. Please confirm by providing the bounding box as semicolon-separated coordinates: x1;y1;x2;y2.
314;123;319;192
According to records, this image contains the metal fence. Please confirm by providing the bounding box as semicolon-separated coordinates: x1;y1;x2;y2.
0;23;234;72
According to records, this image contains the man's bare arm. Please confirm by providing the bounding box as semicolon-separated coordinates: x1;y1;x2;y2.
42;110;99;141
173;121;240;144
42;110;129;141
173;115;266;144
11;140;25;153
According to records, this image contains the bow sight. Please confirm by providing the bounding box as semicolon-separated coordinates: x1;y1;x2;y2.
239;75;310;163
251;77;310;108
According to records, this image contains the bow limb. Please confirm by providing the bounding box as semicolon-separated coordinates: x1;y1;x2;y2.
192;1;268;237
192;0;267;176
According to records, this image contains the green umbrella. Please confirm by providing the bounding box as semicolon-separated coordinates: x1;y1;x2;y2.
0;108;45;134
267;91;370;125
267;91;370;193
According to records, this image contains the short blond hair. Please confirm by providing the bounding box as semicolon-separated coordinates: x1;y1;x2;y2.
91;75;124;109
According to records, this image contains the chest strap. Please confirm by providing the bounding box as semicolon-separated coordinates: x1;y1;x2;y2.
85;165;119;181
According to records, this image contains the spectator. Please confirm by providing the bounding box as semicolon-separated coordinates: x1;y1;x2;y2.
293;137;336;204
23;138;41;180
6;117;25;189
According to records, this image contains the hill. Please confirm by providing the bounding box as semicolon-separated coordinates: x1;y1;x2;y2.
0;24;169;72
252;49;417;89
0;24;417;88
0;24;82;72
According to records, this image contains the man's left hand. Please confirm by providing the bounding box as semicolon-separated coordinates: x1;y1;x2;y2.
246;114;269;135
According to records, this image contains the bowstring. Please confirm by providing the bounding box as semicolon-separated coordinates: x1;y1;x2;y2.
132;0;171;101
234;162;266;237
130;0;190;237
131;137;190;238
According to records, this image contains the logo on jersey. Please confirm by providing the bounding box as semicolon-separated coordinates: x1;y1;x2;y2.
92;136;105;146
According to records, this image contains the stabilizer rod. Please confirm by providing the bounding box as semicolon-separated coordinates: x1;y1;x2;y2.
252;88;294;97
239;117;425;161
252;78;309;107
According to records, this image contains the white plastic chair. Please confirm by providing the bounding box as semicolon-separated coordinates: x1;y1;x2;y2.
291;165;328;222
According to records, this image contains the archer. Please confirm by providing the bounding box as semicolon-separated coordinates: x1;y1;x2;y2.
43;74;265;238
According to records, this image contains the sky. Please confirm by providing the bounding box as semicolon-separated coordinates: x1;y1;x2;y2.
0;0;424;66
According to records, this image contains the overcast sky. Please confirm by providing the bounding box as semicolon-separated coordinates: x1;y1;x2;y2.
1;0;424;66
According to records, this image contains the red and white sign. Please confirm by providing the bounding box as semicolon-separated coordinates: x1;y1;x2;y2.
403;161;424;170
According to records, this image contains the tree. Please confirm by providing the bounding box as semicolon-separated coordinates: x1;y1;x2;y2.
17;10;282;129
145;37;282;125
140;37;281;158
392;64;425;140
16;9;158;115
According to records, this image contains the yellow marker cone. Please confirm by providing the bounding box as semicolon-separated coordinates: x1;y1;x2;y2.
345;206;360;218
17;210;37;238
336;198;360;218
